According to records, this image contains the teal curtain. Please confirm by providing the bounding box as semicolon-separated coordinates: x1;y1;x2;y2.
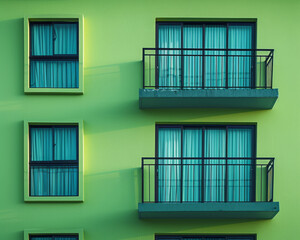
228;25;253;88
157;127;253;202
30;23;79;88
158;128;181;202
204;128;226;202
30;127;78;196
183;25;203;88
157;24;253;89
205;25;227;88
227;128;253;201
158;25;181;88
182;128;202;201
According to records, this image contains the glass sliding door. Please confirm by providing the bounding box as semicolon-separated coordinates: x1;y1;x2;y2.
156;22;254;89
156;125;255;202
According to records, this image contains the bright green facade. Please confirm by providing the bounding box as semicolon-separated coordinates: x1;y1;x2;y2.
0;0;299;239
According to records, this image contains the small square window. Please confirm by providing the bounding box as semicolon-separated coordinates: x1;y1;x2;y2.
24;16;84;94
24;121;83;202
24;230;83;240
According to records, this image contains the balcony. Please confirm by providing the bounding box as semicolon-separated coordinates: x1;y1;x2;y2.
139;48;278;109
138;157;279;219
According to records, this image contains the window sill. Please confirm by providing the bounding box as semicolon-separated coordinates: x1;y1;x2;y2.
24;88;84;95
24;196;83;202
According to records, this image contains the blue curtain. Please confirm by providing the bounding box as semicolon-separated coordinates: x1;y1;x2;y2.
158;128;181;202
30;127;78;196
182;128;202;201
183;26;203;88
204;128;226;202
30;23;79;88
228;25;253;88
158;25;181;88
205;25;227;88
227;128;253;201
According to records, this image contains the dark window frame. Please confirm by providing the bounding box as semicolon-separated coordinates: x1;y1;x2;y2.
29;21;79;88
155;235;256;240
29;124;79;197
29;234;79;240
155;21;257;89
155;124;257;203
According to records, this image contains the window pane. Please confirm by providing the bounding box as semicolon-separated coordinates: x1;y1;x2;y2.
205;25;227;88
30;127;53;161
183;25;203;88
227;128;253;201
30;60;79;88
54;127;78;161
228;25;253;88
31;24;53;56
158;25;182;88
158;127;181;202
30;166;78;196
54;23;78;55
204;128;226;202
182;128;202;201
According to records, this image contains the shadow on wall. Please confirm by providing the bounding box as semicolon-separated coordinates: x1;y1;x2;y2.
83;61;264;135
0;18;24;97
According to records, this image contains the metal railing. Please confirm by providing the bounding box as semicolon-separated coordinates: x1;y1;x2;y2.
141;157;274;203
143;48;274;89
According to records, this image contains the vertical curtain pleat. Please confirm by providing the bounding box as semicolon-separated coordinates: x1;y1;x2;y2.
204;128;226;202
158;25;181;88
54;127;77;160
54;24;77;54
30;61;79;88
182;129;202;201
228;25;252;88
30;23;79;88
31;128;53;161
205;25;227;88
30;127;78;196
183;26;203;88
31;24;53;56
227;128;253;201
158;128;181;202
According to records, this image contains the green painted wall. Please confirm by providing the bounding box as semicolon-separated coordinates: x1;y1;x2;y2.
0;0;299;239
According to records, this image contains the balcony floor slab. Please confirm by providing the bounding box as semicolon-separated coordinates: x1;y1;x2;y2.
138;202;279;219
139;89;278;109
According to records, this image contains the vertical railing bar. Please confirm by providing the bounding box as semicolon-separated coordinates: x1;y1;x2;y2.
148;164;151;202
149;54;151;88
261;164;263;202
142;49;145;89
142;158;144;203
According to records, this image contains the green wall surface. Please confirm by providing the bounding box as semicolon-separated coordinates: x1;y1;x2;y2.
0;0;300;239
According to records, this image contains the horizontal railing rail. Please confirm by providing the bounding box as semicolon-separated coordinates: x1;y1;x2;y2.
143;48;274;90
141;157;274;203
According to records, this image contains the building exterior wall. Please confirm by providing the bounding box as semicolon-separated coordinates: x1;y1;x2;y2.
0;0;299;239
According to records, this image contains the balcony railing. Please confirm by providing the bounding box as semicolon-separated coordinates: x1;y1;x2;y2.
143;48;274;89
141;157;274;203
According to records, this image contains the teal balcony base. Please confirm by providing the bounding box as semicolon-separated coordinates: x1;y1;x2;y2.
139;89;278;109
138;202;279;219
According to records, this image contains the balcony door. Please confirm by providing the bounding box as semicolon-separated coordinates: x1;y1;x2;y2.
157;22;255;89
156;125;255;202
